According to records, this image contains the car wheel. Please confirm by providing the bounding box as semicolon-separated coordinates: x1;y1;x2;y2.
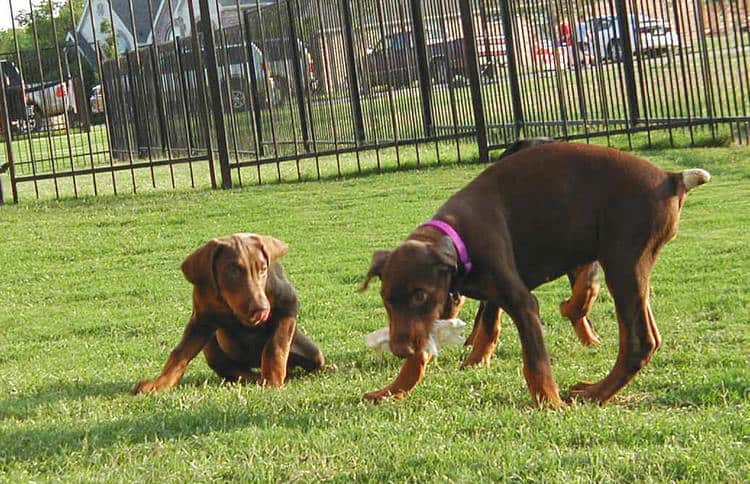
608;39;623;62
230;88;248;111
30;104;42;132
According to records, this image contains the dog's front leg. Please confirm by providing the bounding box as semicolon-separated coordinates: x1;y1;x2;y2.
131;315;214;394
363;351;432;403
260;314;296;387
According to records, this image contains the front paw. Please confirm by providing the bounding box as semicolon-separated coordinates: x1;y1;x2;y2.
363;387;406;404
460;354;492;369
130;379;159;395
566;380;603;403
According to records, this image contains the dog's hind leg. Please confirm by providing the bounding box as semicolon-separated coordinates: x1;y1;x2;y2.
560;262;601;346
568;258;661;404
460;302;502;368
287;330;326;372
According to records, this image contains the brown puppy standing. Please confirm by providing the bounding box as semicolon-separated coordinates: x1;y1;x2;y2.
361;142;709;406
131;233;325;394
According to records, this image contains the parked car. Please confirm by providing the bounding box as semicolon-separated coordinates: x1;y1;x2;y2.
26;78;77;129
365;31;506;88
0;59;28;134
89;84;104;115
587;15;679;62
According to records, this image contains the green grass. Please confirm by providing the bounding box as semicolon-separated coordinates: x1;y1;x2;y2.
0;144;748;481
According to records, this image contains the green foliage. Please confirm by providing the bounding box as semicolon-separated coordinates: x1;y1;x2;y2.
0;144;748;480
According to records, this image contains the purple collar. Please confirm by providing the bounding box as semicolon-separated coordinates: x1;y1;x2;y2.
420;220;473;273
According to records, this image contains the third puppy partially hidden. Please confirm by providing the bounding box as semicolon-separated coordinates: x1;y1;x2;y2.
131;233;326;394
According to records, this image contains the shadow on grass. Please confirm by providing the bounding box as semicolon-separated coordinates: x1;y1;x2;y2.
0;400;319;464
0;379;131;420
0;373;350;464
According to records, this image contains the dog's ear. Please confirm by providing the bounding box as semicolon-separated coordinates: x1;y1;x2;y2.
252;234;289;263
360;250;391;291
433;236;458;271
181;239;226;292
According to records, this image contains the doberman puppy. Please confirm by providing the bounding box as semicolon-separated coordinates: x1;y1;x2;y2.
131;233;325;394
462;138;602;351
361;142;710;406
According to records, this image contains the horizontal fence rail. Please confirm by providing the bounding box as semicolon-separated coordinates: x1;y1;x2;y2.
1;0;749;202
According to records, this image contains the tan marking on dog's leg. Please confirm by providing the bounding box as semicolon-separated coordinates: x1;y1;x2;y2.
363;351;432;403
260;315;296;387
560;263;601;346
461;303;501;367
441;295;466;320
131;317;213;394
463;302;484;346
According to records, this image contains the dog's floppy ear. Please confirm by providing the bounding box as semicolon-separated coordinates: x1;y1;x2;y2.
253;234;289;263
181;239;225;292
433;236;458;271
360;250;391;291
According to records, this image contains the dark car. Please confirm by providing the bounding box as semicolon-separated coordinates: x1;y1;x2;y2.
1;59;28;129
365;31;466;88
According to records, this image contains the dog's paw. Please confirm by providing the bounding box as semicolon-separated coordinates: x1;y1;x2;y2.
363;387;406;404
460;354;492;369
571;317;601;346
566;380;604;404
130;379;157;395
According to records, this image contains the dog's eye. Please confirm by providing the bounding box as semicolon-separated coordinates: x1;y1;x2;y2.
411;290;428;306
259;265;268;277
227;265;242;279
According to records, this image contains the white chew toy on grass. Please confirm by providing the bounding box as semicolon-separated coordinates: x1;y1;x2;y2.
364;318;467;356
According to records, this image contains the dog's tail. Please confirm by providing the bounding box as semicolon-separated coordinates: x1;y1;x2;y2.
681;168;711;192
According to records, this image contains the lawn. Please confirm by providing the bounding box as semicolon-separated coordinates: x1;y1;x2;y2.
0;143;748;481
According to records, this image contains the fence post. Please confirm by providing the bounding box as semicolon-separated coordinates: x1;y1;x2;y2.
286;0;311;152
498;0;524;139
197;0;232;189
458;0;488;163
341;0;365;143
410;0;434;138
149;44;169;154
614;0;640;126
0;76;18;204
241;11;265;157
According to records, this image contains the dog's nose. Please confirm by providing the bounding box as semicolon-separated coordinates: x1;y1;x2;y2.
389;339;415;358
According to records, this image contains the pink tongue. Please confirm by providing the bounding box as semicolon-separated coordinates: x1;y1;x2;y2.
257;309;271;323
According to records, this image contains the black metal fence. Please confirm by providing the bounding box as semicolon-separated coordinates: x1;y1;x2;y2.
1;0;749;202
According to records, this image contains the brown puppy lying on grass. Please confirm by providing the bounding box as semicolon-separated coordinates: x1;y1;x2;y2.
361;142;710;407
131;233;326;394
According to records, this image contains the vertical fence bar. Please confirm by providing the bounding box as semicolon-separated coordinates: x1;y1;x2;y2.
341;0;366;143
285;0;311;152
498;0;524;139
410;0;434;138
614;0;640;126
459;0;488;162
197;0;232;188
242;10;265;158
0;77;18;203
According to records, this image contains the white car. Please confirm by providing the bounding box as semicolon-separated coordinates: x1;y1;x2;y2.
27;78;77;120
587;15;679;62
